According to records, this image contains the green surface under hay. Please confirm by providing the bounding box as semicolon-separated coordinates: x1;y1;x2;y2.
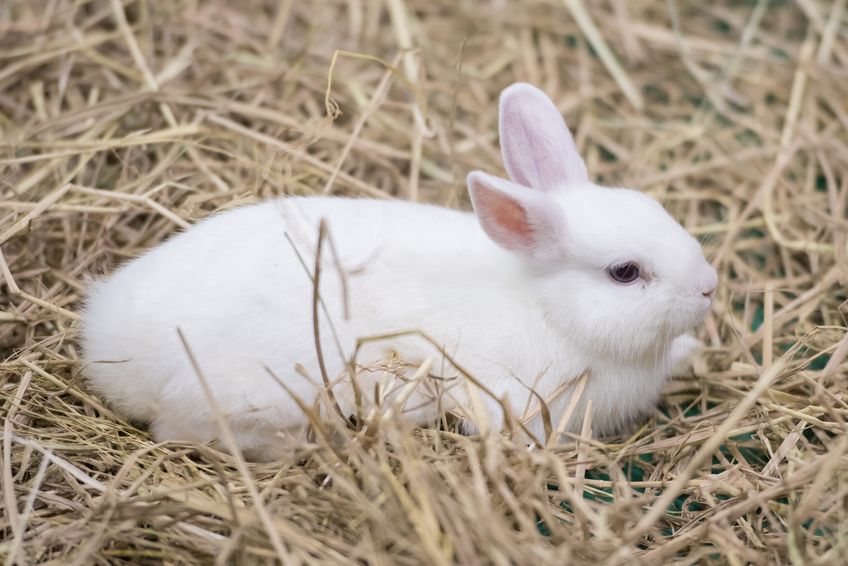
1;0;847;563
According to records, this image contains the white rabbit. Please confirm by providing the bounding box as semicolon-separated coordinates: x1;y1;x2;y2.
81;83;717;460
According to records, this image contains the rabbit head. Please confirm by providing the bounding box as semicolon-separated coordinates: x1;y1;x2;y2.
468;83;717;364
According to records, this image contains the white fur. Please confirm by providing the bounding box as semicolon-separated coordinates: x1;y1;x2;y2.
81;83;717;459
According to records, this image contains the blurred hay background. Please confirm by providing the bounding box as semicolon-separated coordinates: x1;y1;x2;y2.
1;0;847;563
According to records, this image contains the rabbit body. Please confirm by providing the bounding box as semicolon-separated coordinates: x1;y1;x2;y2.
82;84;716;458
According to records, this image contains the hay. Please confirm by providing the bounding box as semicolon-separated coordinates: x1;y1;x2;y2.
1;0;847;563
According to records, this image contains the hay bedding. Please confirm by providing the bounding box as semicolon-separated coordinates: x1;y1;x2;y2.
0;0;846;563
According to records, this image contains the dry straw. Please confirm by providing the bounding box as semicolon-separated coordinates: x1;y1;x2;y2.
1;0;847;564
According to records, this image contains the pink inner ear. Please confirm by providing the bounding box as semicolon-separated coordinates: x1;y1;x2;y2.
467;170;560;256
488;193;533;248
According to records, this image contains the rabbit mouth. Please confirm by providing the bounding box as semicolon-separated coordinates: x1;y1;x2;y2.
680;303;712;333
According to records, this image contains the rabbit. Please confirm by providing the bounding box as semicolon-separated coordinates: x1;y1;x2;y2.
81;83;717;460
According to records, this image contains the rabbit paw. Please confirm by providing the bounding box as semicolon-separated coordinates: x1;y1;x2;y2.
669;334;704;376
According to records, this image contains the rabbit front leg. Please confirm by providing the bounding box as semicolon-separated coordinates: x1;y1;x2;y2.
668;333;705;377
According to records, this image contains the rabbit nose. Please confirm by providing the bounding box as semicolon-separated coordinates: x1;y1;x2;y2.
700;266;718;297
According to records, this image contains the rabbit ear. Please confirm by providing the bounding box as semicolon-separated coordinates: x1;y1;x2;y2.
498;83;588;190
467;171;563;256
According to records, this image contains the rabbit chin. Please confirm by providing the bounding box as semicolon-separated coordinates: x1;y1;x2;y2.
543;303;710;366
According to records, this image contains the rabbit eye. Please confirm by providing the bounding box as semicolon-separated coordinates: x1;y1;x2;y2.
608;262;640;284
